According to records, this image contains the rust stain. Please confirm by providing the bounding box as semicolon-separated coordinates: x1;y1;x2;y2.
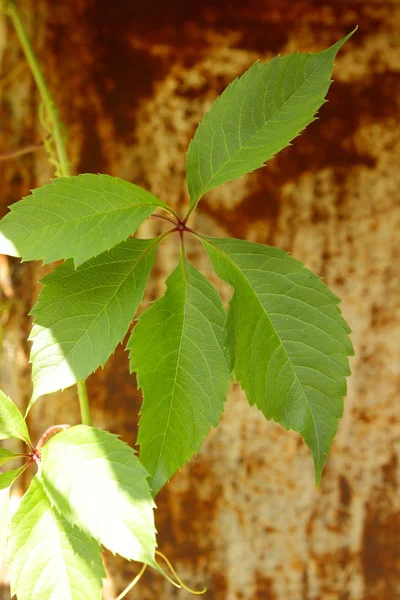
255;572;276;599
339;475;352;508
362;454;400;599
1;0;399;598
157;459;224;559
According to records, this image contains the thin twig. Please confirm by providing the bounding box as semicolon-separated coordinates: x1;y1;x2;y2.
0;139;45;161
6;0;71;176
3;0;92;424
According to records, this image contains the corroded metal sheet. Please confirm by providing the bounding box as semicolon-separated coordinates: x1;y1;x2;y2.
0;1;399;598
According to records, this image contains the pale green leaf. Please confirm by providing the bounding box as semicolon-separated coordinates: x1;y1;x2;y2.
186;30;355;210
0;448;21;467
128;254;231;496
0;487;10;563
0;465;26;490
202;236;353;484
29;237;160;402
41;425;157;568
0;391;30;444
0;174;171;267
8;475;105;600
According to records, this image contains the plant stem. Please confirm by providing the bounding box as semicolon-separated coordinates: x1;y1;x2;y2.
115;564;147;600
150;213;178;226
77;381;92;426
4;0;92;425
0;139;45;161
5;0;70;177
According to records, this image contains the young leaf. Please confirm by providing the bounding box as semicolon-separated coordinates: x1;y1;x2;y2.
8;475;105;600
202;236;353;484
0;467;25;562
0;487;10;563
0;391;30;443
0;174;171;267
128;254;231;496
29;237;161;402
0;448;21;467
0;467;25;565
186;30;355;211
40;425;157;568
0;465;26;490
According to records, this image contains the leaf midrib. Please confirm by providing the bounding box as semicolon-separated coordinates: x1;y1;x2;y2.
7;201;162;236
152;257;190;487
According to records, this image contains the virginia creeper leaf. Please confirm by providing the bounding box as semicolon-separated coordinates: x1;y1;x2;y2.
202;236;353;484
0;487;10;563
186;30;355;210
0;174;170;267
0;391;30;443
0;470;23;562
29;237;160;402
0;465;26;490
8;475;105;600
128;254;231;496
40;425;157;568
0;448;21;467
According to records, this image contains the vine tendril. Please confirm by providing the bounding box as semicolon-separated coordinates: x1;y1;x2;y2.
115;563;147;600
156;550;207;595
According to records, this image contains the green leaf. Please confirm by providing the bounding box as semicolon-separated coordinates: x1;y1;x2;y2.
0;468;29;565
0;448;21;467
202;236;353;484
29;237;160;402
41;425;157;568
128;253;231;496
0;487;10;563
0;465;27;490
8;475;105;600
0;391;30;443
186;30;355;210
0;174;171;267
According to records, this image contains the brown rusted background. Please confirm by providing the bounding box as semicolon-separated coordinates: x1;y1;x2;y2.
0;1;399;598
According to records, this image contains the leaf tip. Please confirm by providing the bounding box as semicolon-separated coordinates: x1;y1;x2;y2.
313;447;332;488
314;478;321;490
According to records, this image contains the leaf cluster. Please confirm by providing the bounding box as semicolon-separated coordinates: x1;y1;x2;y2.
0;392;158;599
0;32;355;598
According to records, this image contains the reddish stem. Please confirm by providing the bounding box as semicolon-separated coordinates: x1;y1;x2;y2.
149;214;198;249
150;214;178;226
36;424;70;451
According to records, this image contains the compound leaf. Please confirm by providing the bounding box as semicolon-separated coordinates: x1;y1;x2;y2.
0;174;170;267
8;475;105;600
0;391;30;444
40;425;157;568
128;253;231;496
202;236;353;484
29;237;160;402
186;30;355;210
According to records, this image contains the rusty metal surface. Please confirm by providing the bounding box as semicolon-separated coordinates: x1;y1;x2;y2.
0;1;399;598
